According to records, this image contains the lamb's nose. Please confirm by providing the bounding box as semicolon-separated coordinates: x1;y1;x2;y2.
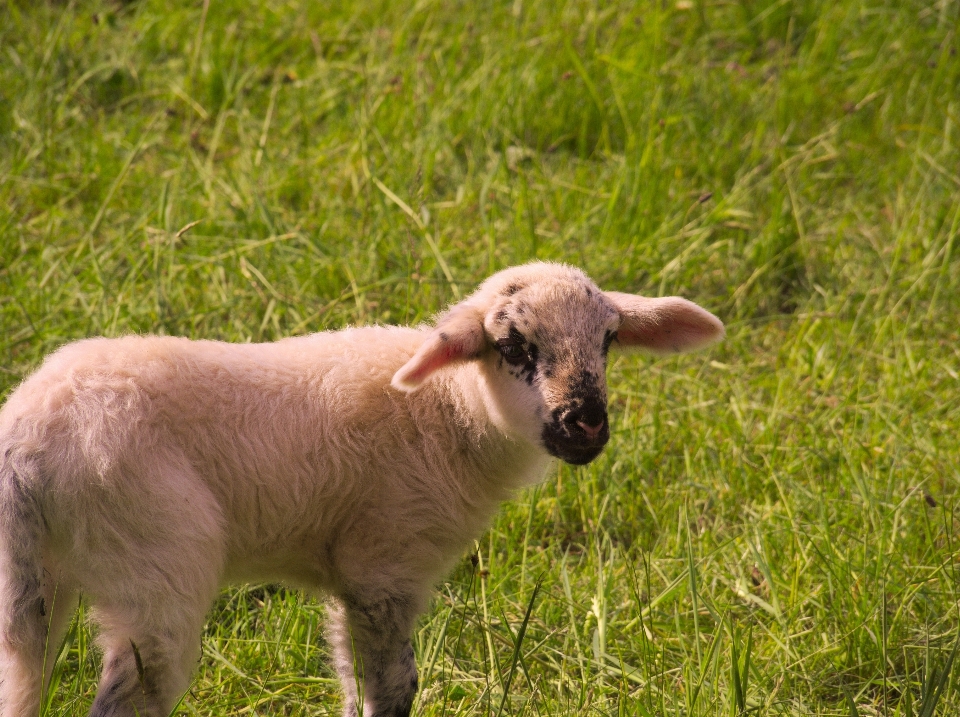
576;420;605;440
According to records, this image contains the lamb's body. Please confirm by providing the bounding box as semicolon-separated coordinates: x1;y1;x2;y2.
1;330;544;717
0;263;723;717
18;330;542;591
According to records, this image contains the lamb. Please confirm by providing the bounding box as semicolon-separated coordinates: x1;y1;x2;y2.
0;262;723;717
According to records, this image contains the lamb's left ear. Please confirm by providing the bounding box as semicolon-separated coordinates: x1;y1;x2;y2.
604;291;724;354
391;303;487;392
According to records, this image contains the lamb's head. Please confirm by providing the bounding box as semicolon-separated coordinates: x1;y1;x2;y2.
392;263;724;465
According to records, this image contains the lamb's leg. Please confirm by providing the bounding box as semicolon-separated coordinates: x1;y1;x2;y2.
328;594;420;717
0;567;77;717
77;461;224;717
87;595;209;717
0;485;76;717
85;548;219;717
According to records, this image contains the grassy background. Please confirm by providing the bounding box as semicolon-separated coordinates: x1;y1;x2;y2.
2;0;960;714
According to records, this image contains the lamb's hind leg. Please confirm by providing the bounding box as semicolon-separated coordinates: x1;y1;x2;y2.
0;573;47;717
88;590;211;717
0;484;75;717
328;593;421;717
81;460;224;717
84;540;221;717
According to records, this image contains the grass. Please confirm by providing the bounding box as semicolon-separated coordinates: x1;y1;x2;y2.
2;0;960;714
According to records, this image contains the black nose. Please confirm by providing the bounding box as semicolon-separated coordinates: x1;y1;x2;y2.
562;402;608;438
541;398;610;465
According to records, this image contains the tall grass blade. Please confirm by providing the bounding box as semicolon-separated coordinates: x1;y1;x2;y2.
690;618;724;711
496;575;543;717
842;686;861;717
729;617;743;717
917;631;960;717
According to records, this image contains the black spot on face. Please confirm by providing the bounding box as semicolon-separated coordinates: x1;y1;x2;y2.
524;343;539;384
497;326;538;383
503;283;522;296
495;309;508;323
541;358;555;379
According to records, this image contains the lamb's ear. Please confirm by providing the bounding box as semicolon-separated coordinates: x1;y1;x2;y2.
604;291;724;354
391;303;487;392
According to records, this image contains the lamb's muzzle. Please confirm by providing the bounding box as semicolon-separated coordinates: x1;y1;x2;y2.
540;395;610;465
0;262;723;717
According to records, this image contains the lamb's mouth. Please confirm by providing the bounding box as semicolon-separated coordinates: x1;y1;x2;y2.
540;423;609;465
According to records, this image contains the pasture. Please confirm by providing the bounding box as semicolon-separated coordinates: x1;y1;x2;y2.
1;0;959;714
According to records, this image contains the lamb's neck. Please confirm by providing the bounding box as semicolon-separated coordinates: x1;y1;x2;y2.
433;364;552;492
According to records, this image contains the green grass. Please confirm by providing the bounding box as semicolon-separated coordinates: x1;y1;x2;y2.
3;0;960;714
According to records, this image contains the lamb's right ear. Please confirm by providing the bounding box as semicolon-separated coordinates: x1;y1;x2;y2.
391;303;487;392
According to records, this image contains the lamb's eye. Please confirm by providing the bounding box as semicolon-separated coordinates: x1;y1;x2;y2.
499;342;526;364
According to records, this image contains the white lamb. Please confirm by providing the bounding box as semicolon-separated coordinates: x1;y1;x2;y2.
0;262;723;717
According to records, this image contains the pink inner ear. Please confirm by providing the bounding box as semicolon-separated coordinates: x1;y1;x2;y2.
392;311;486;391
609;294;724;353
399;341;472;386
617;321;697;352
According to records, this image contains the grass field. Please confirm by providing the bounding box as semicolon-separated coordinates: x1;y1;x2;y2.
2;0;960;714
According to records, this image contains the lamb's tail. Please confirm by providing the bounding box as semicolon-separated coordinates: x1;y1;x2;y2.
0;449;48;717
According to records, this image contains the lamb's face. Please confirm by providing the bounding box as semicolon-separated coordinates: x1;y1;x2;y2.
391;262;724;466
479;274;620;465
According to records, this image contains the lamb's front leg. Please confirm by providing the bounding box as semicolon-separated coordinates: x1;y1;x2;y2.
327;593;420;717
